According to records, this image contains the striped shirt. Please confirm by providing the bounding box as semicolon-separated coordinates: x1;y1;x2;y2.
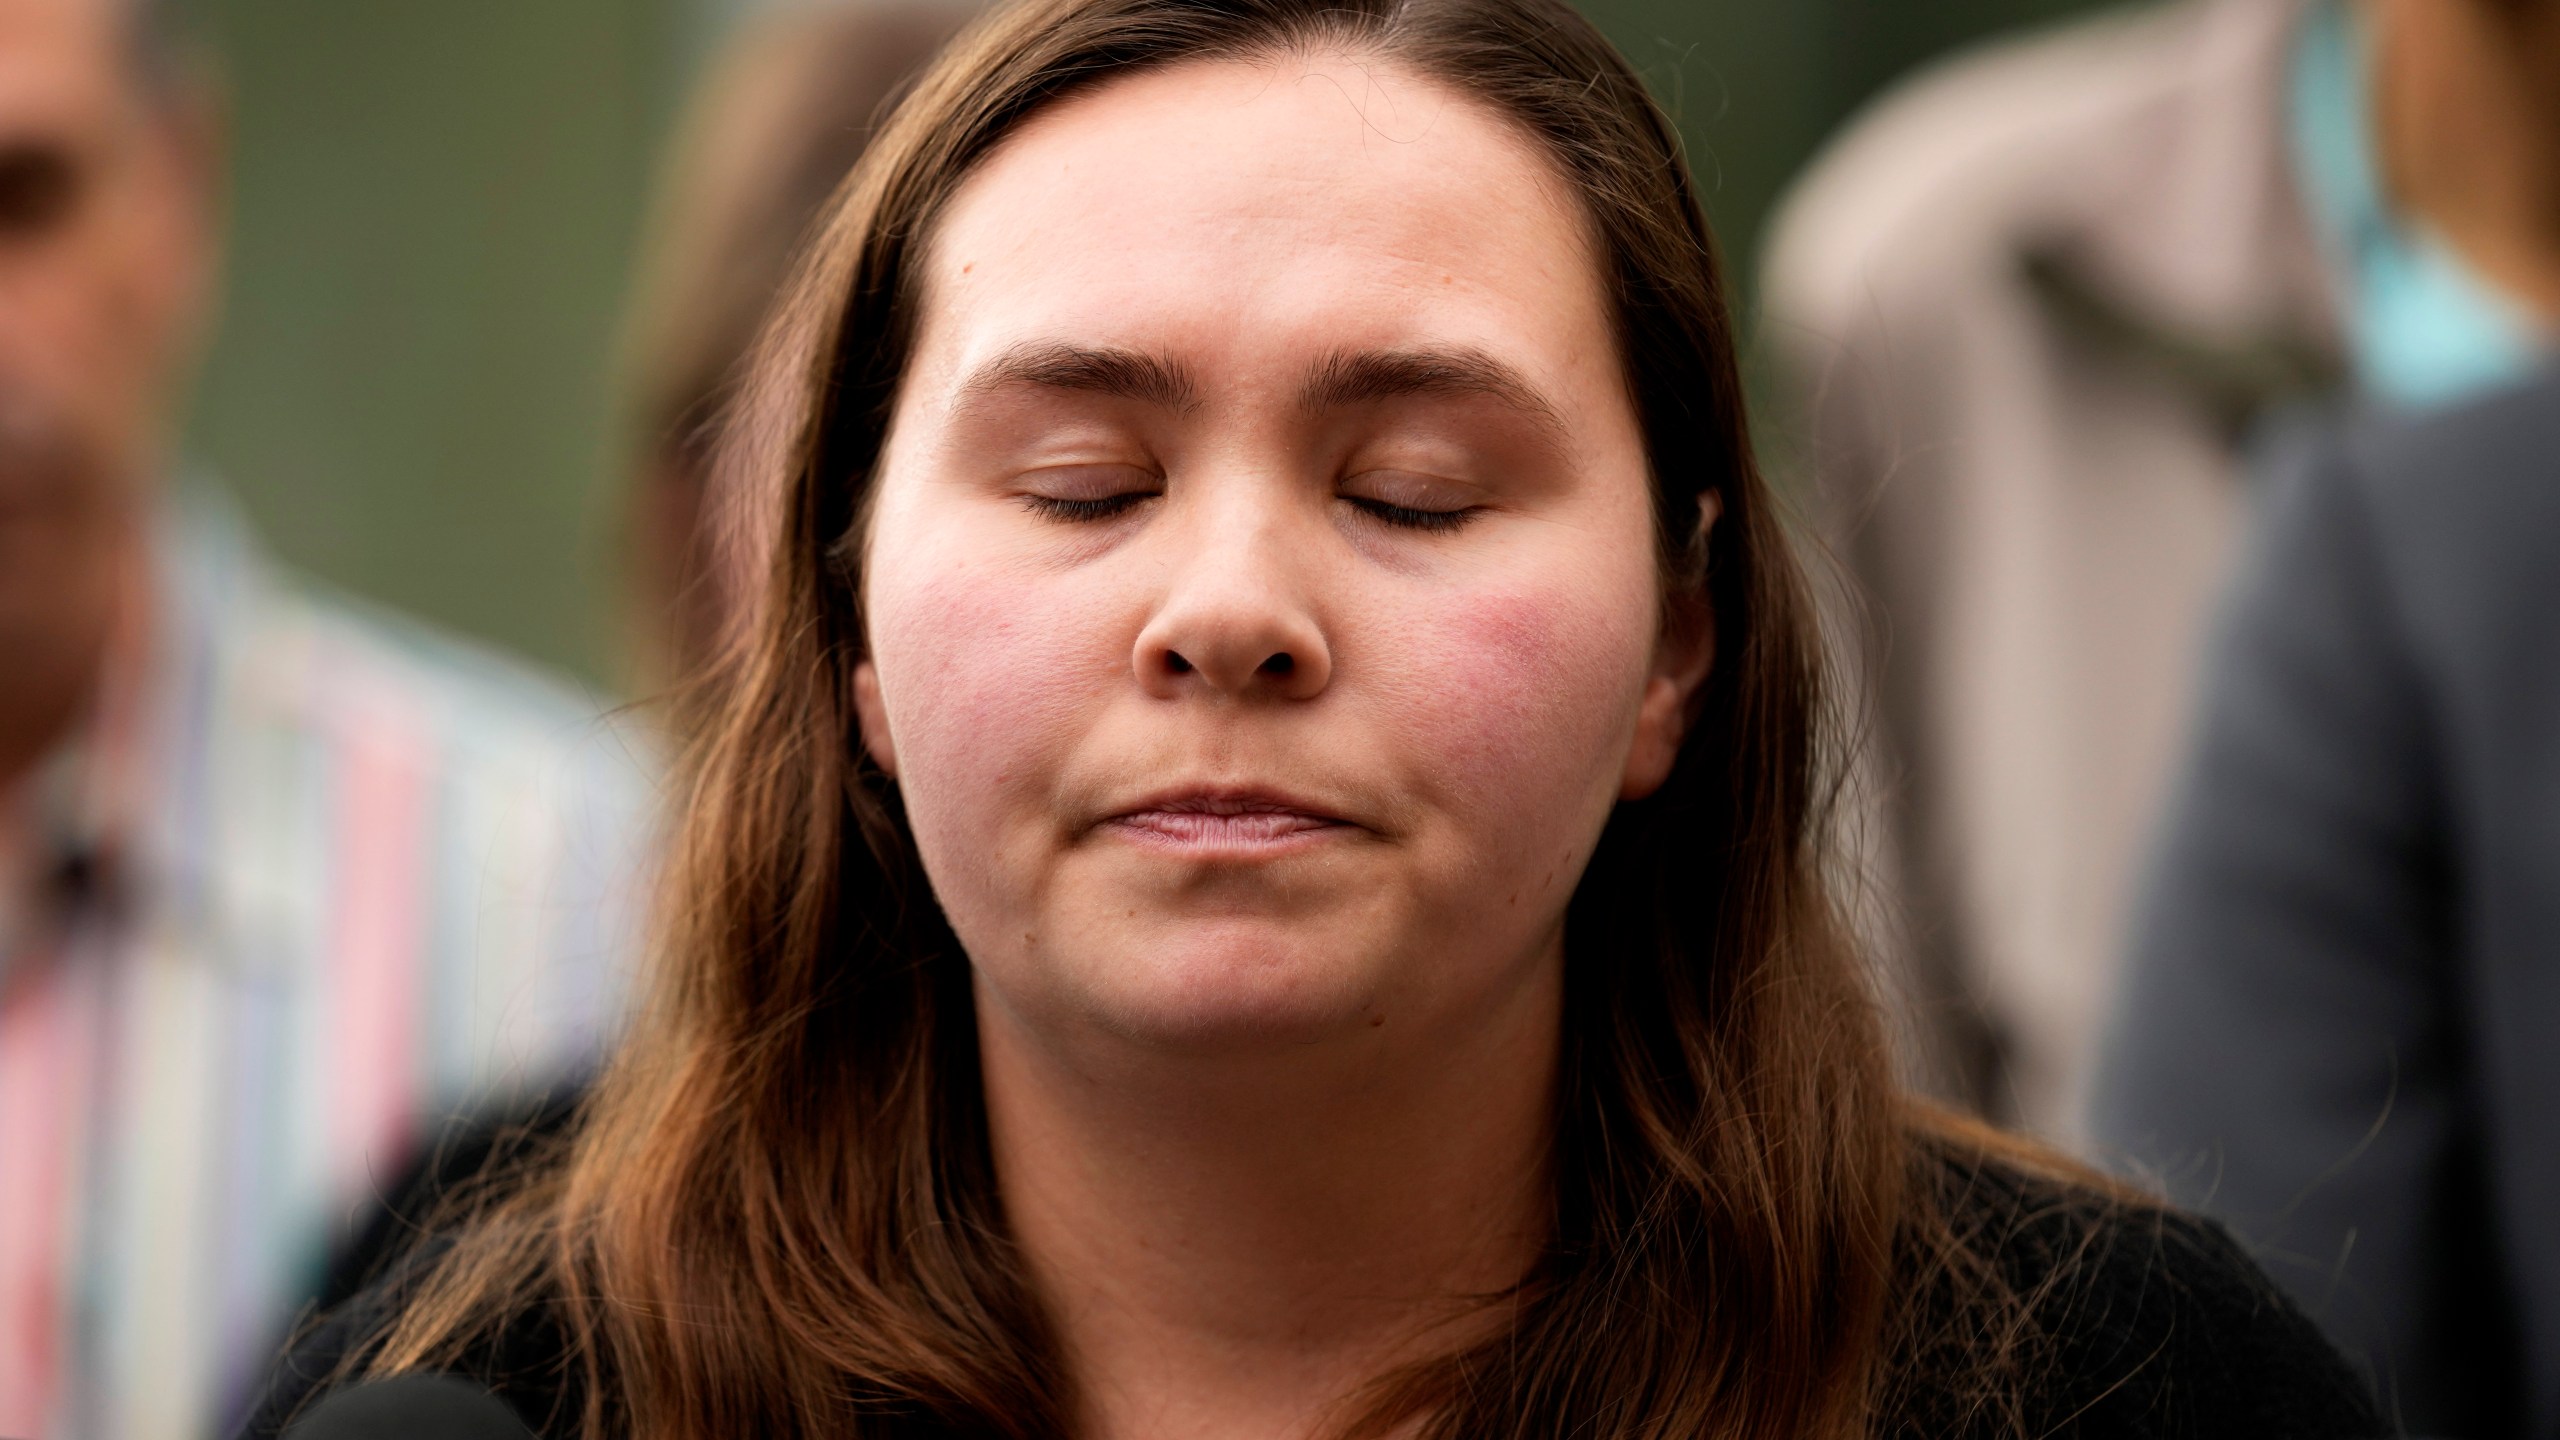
0;489;658;1440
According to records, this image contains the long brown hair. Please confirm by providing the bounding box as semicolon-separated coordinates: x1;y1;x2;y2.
373;0;2050;1433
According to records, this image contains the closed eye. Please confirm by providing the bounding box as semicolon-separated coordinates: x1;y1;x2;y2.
1345;496;1477;532
1022;492;1154;522
1339;469;1484;533
1016;463;1160;523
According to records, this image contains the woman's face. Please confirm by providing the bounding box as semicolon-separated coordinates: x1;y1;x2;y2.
857;54;1708;1056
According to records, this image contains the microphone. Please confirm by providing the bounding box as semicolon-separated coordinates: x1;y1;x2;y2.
279;1375;539;1440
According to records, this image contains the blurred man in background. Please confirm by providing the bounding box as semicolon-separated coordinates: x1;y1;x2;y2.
1763;0;2556;1138
0;1;653;1435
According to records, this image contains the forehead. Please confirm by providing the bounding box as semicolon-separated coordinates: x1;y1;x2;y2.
917;54;1609;379
0;0;134;133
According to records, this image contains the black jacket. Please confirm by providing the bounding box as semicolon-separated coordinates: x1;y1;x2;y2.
242;1136;2379;1439
2093;366;2560;1438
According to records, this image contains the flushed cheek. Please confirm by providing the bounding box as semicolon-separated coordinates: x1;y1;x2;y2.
1371;579;1652;881
869;560;1124;889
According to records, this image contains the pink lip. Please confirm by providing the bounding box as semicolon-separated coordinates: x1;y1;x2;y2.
1100;790;1354;853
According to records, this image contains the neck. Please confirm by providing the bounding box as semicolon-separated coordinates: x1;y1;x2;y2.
977;954;1560;1440
2371;0;2560;323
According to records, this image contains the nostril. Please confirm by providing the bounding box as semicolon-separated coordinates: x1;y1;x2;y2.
1165;651;1194;675
1260;652;1294;678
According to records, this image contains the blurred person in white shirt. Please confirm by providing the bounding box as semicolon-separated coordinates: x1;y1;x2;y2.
0;2;655;1435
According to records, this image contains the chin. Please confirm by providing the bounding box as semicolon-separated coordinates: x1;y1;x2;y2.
1062;919;1395;1051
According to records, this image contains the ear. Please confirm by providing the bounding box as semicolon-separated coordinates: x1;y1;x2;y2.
852;659;898;778
1619;496;1720;801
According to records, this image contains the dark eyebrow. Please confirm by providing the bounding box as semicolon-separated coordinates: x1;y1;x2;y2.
1298;347;1568;439
956;342;1201;411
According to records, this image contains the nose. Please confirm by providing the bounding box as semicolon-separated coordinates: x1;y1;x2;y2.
1132;514;1333;703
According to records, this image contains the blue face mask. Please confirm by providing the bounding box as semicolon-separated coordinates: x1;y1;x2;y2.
2290;0;2551;411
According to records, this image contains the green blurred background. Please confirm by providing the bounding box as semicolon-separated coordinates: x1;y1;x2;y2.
184;0;2110;689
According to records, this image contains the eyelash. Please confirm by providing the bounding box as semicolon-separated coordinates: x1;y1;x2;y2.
1021;492;1154;522
1018;491;1479;533
1346;496;1477;533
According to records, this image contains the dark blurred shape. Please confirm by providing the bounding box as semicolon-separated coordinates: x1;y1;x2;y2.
276;1376;536;1440
308;1084;587;1319
1761;0;2557;1140
2091;364;2560;1436
620;0;980;687
234;1087;587;1440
